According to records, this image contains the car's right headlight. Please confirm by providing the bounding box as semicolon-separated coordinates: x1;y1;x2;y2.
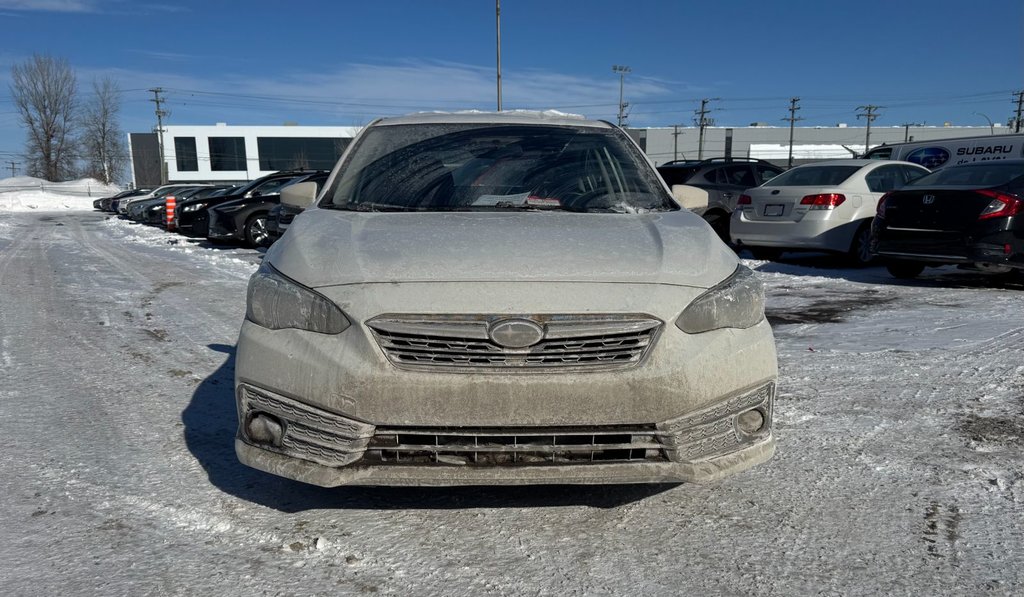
676;265;765;334
182;202;207;212
246;262;350;334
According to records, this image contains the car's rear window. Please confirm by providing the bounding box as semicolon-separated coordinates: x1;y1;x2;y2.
906;162;1024;187
324;123;676;213
763;165;860;187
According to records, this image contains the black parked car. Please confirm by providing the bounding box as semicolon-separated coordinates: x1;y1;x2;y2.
871;160;1024;279
207;171;329;247
129;186;211;223
137;185;232;226
656;157;784;240
97;188;151;212
266;173;334;243
175;171;310;237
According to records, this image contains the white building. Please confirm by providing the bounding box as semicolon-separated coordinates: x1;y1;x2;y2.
129;123;361;186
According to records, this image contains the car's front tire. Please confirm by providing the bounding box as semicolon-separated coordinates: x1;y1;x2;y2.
244;213;270;247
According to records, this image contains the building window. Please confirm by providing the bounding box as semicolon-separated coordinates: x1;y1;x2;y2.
174;137;198;171
257;137;350;171
209;137;247;171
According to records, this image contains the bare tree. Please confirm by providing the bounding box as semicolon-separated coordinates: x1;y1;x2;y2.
79;77;126;184
9;54;78;181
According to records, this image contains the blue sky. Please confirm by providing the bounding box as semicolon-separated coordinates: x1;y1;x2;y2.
0;0;1021;168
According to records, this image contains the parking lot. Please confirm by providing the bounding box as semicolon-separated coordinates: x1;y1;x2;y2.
0;210;1021;596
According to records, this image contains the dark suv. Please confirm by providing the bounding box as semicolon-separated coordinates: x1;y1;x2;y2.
657;158;784;240
175;170;311;237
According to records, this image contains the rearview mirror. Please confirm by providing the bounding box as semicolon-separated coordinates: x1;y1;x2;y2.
281;181;318;209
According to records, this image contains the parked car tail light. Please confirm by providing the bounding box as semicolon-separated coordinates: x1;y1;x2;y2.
246;262;350;334
876;193;891;218
799;193;846;210
676;265;764;334
737;194;752;205
976;189;1022;220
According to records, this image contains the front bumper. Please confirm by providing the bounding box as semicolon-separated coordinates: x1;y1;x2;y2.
234;281;778;486
206;209;241;240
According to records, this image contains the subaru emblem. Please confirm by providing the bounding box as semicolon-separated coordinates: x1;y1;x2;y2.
488;318;545;348
922;194;935;205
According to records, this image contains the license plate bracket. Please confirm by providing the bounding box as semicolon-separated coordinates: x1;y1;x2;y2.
764;204;784;217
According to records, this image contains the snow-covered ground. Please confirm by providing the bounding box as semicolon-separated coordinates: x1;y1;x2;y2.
0;176;121;211
0;209;1021;596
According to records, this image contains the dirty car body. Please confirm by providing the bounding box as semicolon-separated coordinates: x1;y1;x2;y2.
235;112;778;486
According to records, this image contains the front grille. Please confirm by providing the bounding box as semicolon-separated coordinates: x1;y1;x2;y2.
367;314;662;371
362;425;667;465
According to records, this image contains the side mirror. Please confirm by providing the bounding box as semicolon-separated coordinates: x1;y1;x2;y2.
281;181;318;209
671;184;709;211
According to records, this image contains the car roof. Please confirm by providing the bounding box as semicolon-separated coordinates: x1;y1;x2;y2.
792;159;923;169
374;110;607;129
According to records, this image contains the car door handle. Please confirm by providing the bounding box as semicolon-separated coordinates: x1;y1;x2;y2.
723;192;734;198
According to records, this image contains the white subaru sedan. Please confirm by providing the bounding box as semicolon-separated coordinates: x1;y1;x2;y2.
234;111;777;486
730;159;929;264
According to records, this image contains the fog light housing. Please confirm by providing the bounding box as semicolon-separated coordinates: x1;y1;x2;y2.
736;409;766;435
245;412;285;446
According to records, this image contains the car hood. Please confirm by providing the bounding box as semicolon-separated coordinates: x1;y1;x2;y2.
266;209;738;289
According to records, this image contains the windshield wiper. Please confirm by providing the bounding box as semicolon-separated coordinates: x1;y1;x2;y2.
324;202;418;212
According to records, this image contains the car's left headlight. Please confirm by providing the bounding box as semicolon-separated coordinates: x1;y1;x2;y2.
182;202;207;212
676;265;765;334
246;262;350;334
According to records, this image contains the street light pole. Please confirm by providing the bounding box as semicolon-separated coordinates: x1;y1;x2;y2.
973;112;994;135
612;65;631;127
495;0;502;111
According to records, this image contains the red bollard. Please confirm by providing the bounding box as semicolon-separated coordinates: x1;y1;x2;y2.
166;196;177;230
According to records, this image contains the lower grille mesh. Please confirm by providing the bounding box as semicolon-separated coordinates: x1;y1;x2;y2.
362;426;667;466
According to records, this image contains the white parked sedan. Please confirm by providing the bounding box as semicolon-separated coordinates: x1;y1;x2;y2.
730;159;929;264
234;111;778;487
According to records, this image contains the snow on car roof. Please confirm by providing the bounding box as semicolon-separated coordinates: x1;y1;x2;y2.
376;109;603;128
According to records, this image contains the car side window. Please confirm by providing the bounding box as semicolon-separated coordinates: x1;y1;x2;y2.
865;165;904;192
901;166;928;185
703;168;724;184
721;165;755;187
756;165;783;185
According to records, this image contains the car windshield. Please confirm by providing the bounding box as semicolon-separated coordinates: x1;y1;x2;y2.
906;162;1024;187
763;165;860;187
323;123;676;213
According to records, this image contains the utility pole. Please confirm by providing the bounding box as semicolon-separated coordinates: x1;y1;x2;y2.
694;98;719;161
149;87;168;185
495;0;502;111
1013;90;1024;133
782;97;803;168
612;65;631;127
672;125;684;162
7;161;17;178
856;105;882;155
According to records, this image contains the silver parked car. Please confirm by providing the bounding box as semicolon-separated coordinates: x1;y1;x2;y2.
234;111;778;486
730;159;929;263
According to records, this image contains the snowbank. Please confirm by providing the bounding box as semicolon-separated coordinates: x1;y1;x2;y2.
0;176;122;212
